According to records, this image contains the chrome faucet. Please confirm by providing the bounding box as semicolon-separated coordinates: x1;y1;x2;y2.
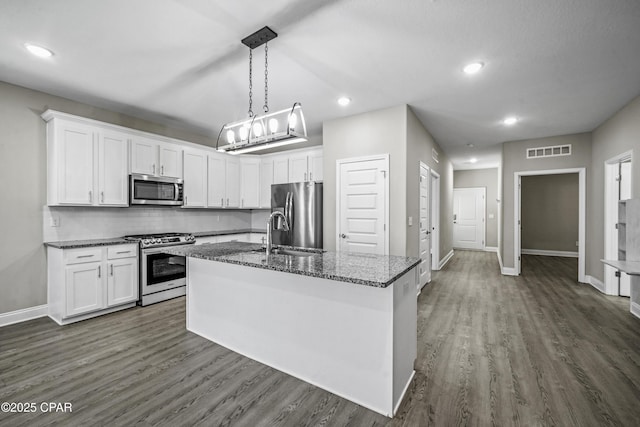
266;211;290;255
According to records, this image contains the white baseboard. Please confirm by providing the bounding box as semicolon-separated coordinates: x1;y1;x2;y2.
502;267;518;276
439;250;454;269
484;246;498;253
0;304;48;328
497;249;504;270
586;275;606;293
631;302;640;319
521;249;579;258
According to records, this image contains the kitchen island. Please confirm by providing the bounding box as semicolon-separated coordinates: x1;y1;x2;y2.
165;242;420;417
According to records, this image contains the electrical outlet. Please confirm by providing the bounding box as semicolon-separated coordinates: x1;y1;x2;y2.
408;216;413;226
489;213;495;219
217;215;220;222
576;241;579;247
49;216;60;227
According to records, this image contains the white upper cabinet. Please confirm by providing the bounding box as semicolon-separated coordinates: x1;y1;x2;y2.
273;155;290;184
207;154;240;208
240;158;260;208
98;130;129;206
182;148;208;208
44;113;129;207
286;148;323;183
130;136;157;176
308;149;324;182
159;143;183;178
131;137;183;178
226;157;241;208
289;153;309;183
259;159;274;208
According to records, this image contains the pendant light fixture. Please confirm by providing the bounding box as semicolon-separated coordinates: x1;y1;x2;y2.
216;26;307;155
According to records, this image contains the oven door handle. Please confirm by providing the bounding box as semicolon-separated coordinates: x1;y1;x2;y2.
174;183;180;201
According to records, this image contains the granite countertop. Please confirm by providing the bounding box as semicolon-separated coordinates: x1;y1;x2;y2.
193;228;266;237
45;237;132;249
45;229;266;249
164;241;420;288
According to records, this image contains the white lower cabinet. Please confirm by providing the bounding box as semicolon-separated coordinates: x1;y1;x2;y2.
48;244;138;325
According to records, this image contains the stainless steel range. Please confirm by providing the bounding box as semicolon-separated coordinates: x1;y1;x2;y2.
123;232;195;306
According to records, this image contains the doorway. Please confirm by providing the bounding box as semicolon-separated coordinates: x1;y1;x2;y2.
336;154;389;255
514;168;586;282
605;151;633;296
430;170;441;270
453;188;486;250
419;162;431;288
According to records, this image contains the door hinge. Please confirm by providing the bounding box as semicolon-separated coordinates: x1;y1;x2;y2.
518;256;521;261
615;175;621;182
615;270;621;278
381;170;387;178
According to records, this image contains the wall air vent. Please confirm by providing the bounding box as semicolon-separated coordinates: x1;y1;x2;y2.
432;148;439;163
526;144;571;159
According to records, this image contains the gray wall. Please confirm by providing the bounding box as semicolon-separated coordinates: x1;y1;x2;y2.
322;105;408;255
406;107;454;261
521;174;579;252
454;168;499;248
589;94;640;282
500;133;592;269
323;104;454;260
0;81;220;315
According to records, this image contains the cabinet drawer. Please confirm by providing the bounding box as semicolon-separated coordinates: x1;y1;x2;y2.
64;248;103;265
107;244;138;260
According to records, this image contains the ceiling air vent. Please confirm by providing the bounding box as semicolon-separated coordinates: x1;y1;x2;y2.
432;148;439;163
526;144;571;159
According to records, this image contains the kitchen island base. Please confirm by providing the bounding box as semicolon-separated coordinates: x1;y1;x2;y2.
186;257;417;417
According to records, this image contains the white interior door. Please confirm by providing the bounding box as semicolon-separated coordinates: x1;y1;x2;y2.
337;156;388;255
620;160;632;296
453;187;485;250
419;163;431;288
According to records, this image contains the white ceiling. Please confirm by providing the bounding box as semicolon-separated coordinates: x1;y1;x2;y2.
2;0;640;169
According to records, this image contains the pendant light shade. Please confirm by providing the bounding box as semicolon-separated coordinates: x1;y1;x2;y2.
216;103;307;155
216;26;307;154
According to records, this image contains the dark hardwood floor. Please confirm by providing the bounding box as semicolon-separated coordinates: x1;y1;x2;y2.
1;252;639;426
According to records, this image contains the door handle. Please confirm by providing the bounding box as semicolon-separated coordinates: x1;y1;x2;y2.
161;165;164;176
101;191;104;203
98;265;101;278
110;264;114;276
152;164;156;175
340;233;348;239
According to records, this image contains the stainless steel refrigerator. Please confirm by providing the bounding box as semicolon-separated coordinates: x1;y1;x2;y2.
271;181;323;248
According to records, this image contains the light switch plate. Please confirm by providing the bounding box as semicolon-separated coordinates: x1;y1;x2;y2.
408;216;413;226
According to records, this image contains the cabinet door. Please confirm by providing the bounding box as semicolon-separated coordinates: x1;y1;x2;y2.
107;258;138;306
183;149;208;207
131;137;158;176
260;159;274;208
98;130;129;206
207;154;226;208
65;263;105;317
240;159;260;208
273;156;289;184
159;143;183;178
55;122;95;205
226;158;241;208
289;154;308;182
308;151;323;182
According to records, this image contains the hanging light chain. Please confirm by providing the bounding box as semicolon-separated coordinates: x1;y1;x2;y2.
248;48;253;117
263;42;269;113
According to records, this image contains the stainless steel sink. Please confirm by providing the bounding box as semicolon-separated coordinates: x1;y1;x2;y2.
271;248;316;257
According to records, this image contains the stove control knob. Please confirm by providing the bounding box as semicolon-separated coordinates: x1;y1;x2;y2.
187;235;194;241
143;239;150;245
154;239;161;244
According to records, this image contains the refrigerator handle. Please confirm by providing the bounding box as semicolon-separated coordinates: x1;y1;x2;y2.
285;192;293;228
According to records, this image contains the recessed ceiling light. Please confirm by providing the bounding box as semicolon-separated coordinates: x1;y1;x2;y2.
25;43;54;58
463;62;484;74
470;158;478;163
337;96;351;106
503;116;518;125
466;143;475;148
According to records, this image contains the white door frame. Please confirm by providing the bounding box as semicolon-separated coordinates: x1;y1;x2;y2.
430;169;441;270
336;154;390;255
514;168;586;282
604;150;633;295
419;162;431;288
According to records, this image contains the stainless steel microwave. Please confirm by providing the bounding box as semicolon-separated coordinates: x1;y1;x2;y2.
130;174;184;206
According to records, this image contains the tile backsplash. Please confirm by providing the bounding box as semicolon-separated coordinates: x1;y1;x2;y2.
43;206;269;242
